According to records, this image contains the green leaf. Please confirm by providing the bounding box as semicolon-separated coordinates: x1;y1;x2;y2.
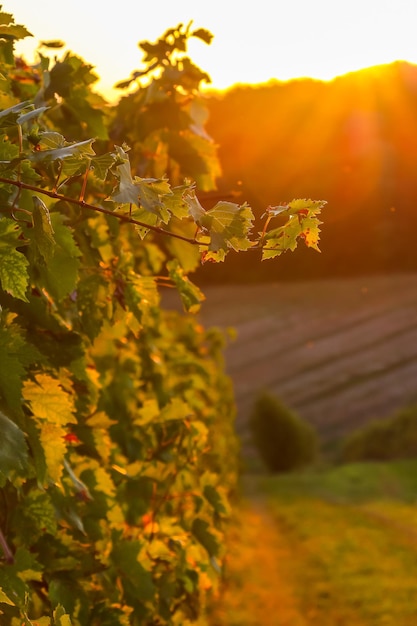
17;106;49;126
184;189;205;223
0;236;29;302
0;22;32;41
203;484;229;516
262;199;325;260
30;139;96;163
111;146;173;221
163;183;195;220
0;101;31;129
192;518;220;557
124;274;159;324
42;215;81;301
167;259;205;313
110;145;140;206
37;131;67;150
0;411;29;485
189;195;254;255
0;334;25;413
135;176;172;221
53;604;73;626
111;541;155;603
31;196;56;262
17;489;58;537
91;152;117;180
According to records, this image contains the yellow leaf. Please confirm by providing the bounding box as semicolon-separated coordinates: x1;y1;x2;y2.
0;587;14;605
39;422;67;482
86;411;116;428
147;540;174;562
94;467;116;497
17;568;43;583
134;398;159;425
23;373;76;425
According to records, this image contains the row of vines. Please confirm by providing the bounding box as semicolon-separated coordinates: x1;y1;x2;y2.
0;8;324;625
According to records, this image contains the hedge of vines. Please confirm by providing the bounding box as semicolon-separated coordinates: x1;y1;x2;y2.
0;9;324;625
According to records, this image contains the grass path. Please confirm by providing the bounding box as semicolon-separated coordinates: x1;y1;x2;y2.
210;466;417;625
210;501;308;626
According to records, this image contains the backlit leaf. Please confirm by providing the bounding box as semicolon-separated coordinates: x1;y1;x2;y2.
23;373;76;425
0;101;30;129
262;199;325;260
31;196;56;262
38;422;67;482
167;259;205;312
30;138;96;163
0;218;29;302
0;248;29;302
201;201;254;253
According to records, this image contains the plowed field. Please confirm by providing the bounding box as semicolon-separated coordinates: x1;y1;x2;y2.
196;274;417;450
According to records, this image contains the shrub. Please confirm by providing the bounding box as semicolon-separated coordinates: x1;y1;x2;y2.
341;405;417;462
248;391;317;473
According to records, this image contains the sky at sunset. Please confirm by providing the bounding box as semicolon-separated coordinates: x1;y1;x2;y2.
10;0;417;101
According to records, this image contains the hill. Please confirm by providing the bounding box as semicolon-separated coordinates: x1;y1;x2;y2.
193;273;417;453
196;62;417;284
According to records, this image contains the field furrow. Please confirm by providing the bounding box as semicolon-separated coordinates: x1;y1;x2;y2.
194;273;417;443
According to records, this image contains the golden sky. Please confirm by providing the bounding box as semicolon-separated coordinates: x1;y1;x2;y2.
10;0;417;101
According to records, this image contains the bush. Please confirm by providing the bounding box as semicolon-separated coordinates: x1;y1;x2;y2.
341;405;417;462
248;391;317;473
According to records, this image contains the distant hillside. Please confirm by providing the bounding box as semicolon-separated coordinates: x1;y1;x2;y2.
194;274;417;451
196;62;417;283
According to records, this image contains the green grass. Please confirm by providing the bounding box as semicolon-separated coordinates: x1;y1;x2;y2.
257;459;417;503
260;461;417;625
214;461;417;625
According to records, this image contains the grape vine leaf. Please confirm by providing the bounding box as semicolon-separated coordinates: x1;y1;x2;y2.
16;490;58;537
262;199;325;260
192;518;220;558
185;190;254;256
0;101;31;129
41;214;81;300
110;145;142;206
30;138;96;163
111;541;155;602
0;410;29;485
0;327;26;412
38;422;68;482
31;196;56;262
53;604;73;626
0;587;14;605
23;373;76;425
0;218;29;302
111;146;173;220
167;259;205;313
17;106;49;126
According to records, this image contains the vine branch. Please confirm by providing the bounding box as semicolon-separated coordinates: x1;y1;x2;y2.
0;176;206;247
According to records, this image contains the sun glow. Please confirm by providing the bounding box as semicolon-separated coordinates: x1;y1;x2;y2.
9;0;417;101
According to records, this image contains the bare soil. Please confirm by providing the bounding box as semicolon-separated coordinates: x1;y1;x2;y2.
190;273;417;449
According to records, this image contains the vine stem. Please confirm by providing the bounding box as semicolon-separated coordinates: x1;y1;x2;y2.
0;177;206;247
0;527;14;563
